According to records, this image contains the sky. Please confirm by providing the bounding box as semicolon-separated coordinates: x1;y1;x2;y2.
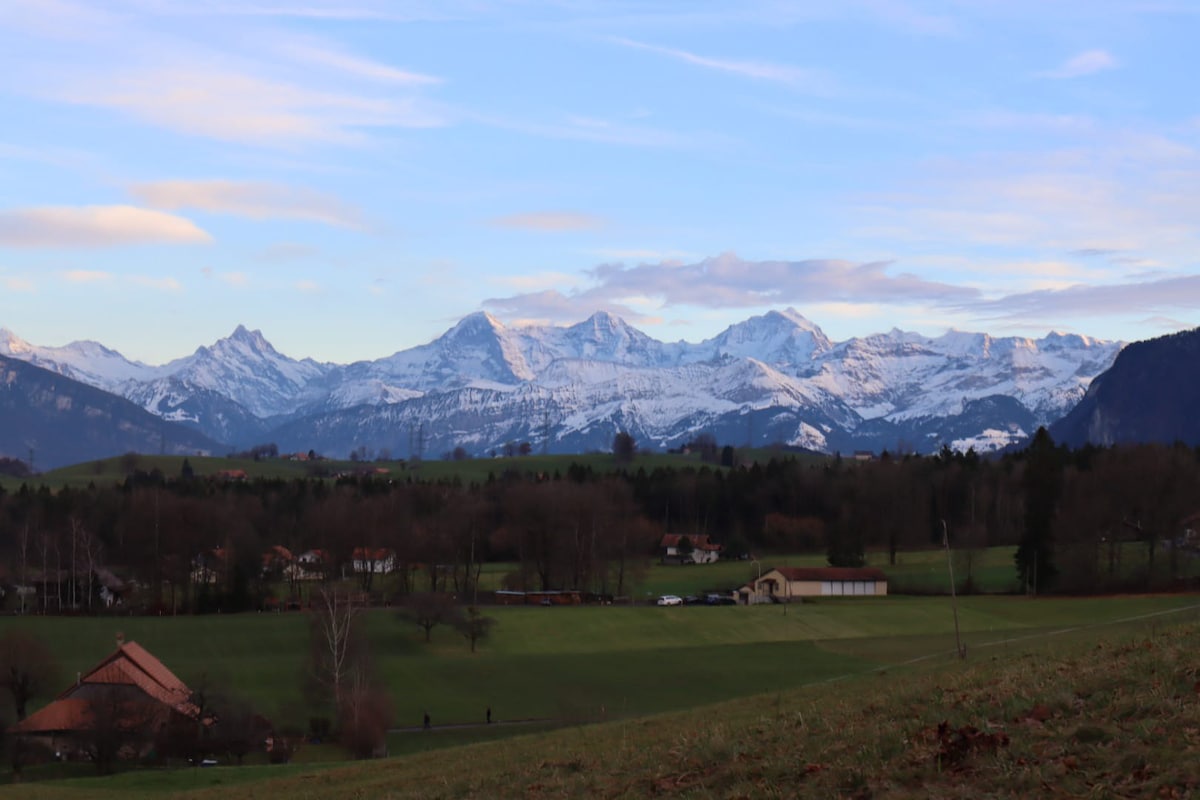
1;0;1198;365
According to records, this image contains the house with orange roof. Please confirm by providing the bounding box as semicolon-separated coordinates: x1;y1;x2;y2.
660;534;723;565
351;547;395;575
9;635;203;761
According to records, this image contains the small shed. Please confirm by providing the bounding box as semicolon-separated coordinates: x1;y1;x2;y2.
741;566;888;603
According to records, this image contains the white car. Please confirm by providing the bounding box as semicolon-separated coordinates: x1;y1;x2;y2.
656;594;683;606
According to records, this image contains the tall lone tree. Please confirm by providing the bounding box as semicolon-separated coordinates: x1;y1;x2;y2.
612;431;636;465
1015;427;1061;594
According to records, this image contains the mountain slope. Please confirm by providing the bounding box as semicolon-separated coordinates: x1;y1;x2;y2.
1051;327;1200;447
0;312;1123;459
0;354;225;470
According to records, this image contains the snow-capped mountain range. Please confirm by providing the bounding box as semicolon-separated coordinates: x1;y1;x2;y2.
0;310;1123;459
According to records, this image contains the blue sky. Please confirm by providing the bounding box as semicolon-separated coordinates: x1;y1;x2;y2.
1;0;1198;364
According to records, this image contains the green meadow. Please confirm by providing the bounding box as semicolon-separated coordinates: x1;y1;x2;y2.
3;594;1199;797
2;451;723;492
3;594;1195;735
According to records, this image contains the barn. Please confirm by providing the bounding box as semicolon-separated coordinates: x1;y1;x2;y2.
740;566;888;604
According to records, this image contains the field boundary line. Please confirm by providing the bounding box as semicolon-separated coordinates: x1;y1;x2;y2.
814;600;1200;688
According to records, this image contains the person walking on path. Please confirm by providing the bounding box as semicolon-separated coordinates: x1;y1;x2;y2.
423;712;431;730
486;706;492;724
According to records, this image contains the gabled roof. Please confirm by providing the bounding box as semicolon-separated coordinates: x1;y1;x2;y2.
352;547;394;561
660;534;722;552
11;639;197;735
767;566;888;582
263;545;295;566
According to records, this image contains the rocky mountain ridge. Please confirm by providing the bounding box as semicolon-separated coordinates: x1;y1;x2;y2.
0;310;1124;461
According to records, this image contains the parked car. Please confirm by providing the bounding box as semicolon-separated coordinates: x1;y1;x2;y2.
682;595;703;605
656;594;683;606
705;593;736;605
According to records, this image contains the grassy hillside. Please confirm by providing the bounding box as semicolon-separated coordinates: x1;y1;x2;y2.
6;600;1198;798
1;596;1193;733
2;450;744;491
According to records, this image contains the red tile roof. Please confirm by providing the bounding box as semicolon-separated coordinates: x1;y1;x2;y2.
10;640;197;735
769;567;888;582
660;534;722;551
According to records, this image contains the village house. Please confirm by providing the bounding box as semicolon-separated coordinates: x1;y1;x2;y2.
261;545;295;578
739;566;888;604
288;549;328;581
660;534;722;565
351;547;396;575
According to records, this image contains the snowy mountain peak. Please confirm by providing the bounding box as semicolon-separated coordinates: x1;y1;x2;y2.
217;325;279;357
774;307;823;332
0;328;31;355
702;308;832;365
2;310;1126;459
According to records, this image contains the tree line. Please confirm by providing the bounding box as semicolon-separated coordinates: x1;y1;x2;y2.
0;431;1198;611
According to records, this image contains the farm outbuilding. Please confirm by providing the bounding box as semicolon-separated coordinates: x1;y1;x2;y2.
9;636;203;761
739;566;888;604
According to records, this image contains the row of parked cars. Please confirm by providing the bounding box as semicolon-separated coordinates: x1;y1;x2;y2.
655;593;737;606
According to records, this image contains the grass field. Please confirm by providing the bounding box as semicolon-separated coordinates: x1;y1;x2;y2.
2;450;731;492
2;594;1196;736
4;595;1199;798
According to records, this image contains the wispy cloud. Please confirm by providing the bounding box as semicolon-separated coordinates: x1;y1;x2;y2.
489;212;604;232
8;3;447;149
63;270;112;283
0;206;211;248
295;279;321;292
613;37;830;92
484;253;979;322
854;135;1200;258
475;111;698;149
483;290;655;326
129;180;364;228
129;275;182;291
2;275;35;292
968;274;1200;321
1040;49;1118;79
274;38;441;85
62;67;443;147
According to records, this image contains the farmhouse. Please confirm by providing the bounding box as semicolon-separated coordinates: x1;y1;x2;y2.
10;636;202;760
739;566;888;604
289;549;329;581
660;534;722;565
352;547;396;575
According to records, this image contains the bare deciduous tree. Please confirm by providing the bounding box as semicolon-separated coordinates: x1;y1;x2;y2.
397;592;462;643
308;587;362;709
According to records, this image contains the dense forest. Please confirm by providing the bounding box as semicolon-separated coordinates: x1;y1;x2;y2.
1;431;1198;614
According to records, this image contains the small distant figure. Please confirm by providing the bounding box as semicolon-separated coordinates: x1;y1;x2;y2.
486;706;492;724
423;711;431;730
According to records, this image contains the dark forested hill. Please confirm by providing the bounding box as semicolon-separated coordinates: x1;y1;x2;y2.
1051;327;1200;447
0;354;225;470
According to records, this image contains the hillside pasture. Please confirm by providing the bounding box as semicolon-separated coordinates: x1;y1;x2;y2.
2;595;1195;736
10;450;720;492
3;596;1198;798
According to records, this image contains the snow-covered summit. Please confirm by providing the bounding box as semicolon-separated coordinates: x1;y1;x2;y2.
0;311;1125;456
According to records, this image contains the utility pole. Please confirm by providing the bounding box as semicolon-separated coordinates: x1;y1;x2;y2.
942;519;966;659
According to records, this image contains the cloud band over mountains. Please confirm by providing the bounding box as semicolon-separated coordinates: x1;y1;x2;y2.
485;253;1200;327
